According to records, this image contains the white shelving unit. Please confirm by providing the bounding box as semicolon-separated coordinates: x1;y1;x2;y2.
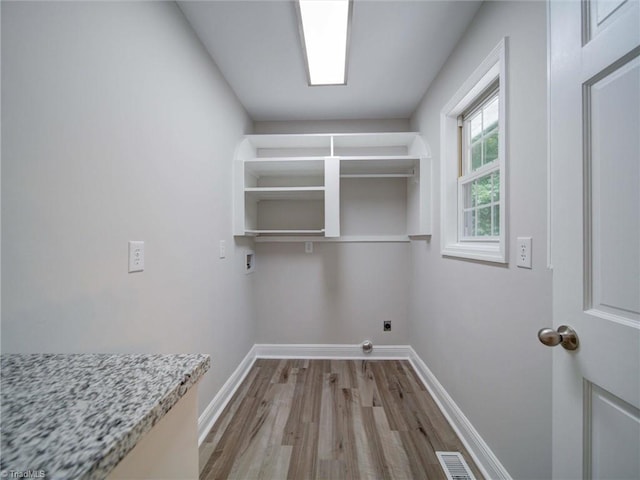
233;132;431;241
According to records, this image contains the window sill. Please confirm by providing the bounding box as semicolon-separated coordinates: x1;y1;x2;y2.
441;242;506;264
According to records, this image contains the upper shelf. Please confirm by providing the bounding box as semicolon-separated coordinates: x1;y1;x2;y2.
241;132;427;159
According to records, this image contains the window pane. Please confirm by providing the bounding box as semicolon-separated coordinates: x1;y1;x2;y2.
471;142;482;170
477;206;492;236
492;171;500;201
470;112;482;141
465;93;499;174
463;170;500;238
484;130;498;165
464;209;476;237
476;175;492;205
465;183;475;208
484;97;499;134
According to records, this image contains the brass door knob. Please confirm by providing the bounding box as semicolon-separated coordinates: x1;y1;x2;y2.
538;325;579;351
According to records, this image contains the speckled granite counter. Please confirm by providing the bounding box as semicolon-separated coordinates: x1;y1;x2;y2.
0;353;210;479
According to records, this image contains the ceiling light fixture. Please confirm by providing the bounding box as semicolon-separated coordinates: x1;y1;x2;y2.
296;0;352;86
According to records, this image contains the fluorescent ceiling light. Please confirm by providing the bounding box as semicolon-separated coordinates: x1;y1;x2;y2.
297;0;351;86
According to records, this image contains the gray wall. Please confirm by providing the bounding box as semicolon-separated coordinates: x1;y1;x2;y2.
251;120;412;346
409;2;552;478
2;2;553;475
1;1;256;415
255;242;410;345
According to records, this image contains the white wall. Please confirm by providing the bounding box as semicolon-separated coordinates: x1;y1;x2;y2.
252;120;411;346
255;242;410;345
1;1;256;416
409;2;552;478
2;3;553;474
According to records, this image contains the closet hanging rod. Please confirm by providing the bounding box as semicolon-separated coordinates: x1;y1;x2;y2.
340;172;415;179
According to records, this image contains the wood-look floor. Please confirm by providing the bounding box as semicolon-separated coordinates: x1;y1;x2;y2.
199;359;483;480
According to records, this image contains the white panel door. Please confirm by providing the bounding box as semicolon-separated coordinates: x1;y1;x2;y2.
549;0;640;479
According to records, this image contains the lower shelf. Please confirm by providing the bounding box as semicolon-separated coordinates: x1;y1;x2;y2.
253;235;412;243
245;229;325;236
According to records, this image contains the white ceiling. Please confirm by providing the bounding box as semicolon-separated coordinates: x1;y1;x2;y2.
178;0;482;122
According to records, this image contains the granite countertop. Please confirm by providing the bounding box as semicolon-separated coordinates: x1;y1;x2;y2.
0;353;210;479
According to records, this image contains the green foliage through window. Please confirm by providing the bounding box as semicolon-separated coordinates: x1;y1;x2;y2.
463;171;500;238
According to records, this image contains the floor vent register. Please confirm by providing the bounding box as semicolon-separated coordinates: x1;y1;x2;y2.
436;451;476;480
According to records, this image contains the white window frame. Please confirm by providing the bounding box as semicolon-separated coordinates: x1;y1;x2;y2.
440;38;507;263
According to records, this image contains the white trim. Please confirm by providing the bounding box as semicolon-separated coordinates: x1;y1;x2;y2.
440;38;508;264
441;241;505;263
546;0;553;270
408;347;512;480
197;343;510;480
253;343;411;359
459;160;500;184
197;345;258;446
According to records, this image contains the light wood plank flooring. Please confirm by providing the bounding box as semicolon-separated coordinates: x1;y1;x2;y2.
200;359;483;480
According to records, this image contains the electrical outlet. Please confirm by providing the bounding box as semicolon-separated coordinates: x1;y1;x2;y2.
245;251;255;274
383;321;391;332
305;241;313;254
219;240;226;259
517;237;532;269
128;241;144;273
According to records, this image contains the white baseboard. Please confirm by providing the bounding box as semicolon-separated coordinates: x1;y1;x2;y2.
408;347;511;480
197;345;257;446
197;343;509;480
253;343;411;359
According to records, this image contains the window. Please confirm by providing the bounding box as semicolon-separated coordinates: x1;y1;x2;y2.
440;39;507;263
460;86;500;240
